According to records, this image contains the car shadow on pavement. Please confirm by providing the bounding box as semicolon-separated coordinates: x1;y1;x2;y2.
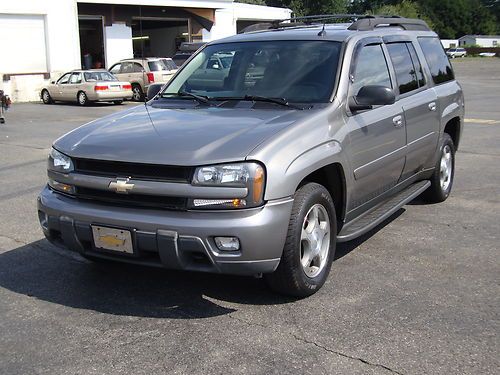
0;239;294;319
0;209;404;319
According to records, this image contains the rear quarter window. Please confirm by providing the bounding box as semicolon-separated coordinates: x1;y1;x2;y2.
418;37;454;84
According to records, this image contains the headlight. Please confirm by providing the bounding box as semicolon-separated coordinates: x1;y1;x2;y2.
190;162;265;209
48;147;74;172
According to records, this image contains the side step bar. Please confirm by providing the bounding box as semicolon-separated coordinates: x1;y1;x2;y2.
337;180;430;242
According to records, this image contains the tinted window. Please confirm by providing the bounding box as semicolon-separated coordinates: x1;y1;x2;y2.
121;62;134;73
418;37;454;84
386;43;418;94
351;44;392;96
406;43;425;87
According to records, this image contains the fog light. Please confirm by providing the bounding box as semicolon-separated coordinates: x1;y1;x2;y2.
214;236;240;251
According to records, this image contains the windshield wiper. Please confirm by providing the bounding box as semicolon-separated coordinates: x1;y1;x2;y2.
160;91;212;105
213;95;306;110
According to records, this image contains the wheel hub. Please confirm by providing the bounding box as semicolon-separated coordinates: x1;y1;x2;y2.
440;145;452;191
300;204;330;278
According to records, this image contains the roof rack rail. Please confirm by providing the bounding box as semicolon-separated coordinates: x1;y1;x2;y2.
348;16;430;31
239;14;431;34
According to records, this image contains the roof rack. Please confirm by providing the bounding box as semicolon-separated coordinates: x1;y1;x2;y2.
348;16;430;31
239;14;430;34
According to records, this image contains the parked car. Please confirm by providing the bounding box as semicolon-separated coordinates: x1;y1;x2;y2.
109;58;178;101
41;70;132;106
38;16;464;297
446;48;467;58
172;42;206;66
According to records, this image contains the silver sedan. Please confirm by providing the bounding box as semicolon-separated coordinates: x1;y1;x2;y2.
41;70;133;106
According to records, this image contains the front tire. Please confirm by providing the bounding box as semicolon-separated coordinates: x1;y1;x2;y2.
77;91;89;106
265;183;336;298
423;133;455;203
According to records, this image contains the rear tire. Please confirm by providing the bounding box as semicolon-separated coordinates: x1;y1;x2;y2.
265;183;336;298
423;133;455;203
77;91;89;106
131;84;144;102
41;89;52;104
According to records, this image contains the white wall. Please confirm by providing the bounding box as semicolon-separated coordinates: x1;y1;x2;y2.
0;0;80;101
441;39;458;49
475;37;500;47
105;23;134;68
202;3;292;42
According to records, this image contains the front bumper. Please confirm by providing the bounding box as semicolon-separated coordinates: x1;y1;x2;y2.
37;186;293;275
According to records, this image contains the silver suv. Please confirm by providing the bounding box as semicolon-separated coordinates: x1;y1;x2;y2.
109;58;178;101
38;16;464;297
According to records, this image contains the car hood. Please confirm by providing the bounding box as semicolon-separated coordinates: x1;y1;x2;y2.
54;104;310;166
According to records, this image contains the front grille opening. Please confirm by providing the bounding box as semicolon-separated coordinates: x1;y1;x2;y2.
73;158;193;183
75;187;187;211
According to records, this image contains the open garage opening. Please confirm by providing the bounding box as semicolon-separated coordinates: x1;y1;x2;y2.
79;17;106;69
131;18;190;59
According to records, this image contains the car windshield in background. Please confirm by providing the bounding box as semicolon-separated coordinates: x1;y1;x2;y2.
162;41;342;103
84;71;117;82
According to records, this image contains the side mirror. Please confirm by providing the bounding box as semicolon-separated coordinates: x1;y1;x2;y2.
146;83;164;100
349;85;396;112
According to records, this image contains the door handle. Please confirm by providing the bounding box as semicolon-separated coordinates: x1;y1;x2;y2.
392;115;403;127
428;102;437;111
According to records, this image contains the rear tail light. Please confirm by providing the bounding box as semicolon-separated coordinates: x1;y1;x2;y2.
94;85;108;91
122;84;132;90
146;72;154;83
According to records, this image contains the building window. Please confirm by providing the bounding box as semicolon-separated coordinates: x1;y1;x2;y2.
493;40;498;46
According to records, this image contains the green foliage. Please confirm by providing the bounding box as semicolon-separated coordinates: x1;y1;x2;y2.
237;0;267;5
371;0;434;29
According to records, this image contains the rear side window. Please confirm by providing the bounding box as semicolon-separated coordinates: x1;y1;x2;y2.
386;43;419;95
351;44;392;96
406;43;425;87
418;37;454;84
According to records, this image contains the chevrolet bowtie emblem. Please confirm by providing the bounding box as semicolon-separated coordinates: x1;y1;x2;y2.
108;178;134;194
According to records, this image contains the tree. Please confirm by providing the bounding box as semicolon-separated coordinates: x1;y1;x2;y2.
372;0;434;29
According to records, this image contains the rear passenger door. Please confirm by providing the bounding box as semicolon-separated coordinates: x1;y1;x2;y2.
346;40;406;210
385;39;440;180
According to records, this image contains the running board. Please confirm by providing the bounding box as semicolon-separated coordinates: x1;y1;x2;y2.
337;180;430;242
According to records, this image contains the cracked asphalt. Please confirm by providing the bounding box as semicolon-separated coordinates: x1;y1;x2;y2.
0;59;499;374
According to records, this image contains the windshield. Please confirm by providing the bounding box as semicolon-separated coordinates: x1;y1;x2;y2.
162;41;342;103
84;71;117;82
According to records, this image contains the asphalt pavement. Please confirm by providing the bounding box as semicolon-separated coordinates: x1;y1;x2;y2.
0;58;498;374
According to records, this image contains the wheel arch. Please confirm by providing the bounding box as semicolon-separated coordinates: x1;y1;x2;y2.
444;116;461;150
296;163;347;232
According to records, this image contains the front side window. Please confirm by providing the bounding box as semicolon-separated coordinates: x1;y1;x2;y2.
109;63;121;74
418;37;454;84
386;43;419;94
121;62;134;74
350;44;392;96
162;41;342;103
57;73;71;84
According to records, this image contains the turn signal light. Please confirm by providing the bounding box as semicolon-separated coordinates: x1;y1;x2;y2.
122;84;132;90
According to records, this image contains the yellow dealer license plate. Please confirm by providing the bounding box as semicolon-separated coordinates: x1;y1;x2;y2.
92;225;133;254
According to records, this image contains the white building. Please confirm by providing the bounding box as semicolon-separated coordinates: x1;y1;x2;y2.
441;39;458;49
458;35;500;47
0;0;291;102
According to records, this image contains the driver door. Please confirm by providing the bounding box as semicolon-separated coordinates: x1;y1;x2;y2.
52;73;71;100
345;41;406;212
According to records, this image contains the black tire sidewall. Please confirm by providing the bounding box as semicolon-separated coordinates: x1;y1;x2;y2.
78;91;88;106
433;133;455;201
42;90;51;104
132;85;143;102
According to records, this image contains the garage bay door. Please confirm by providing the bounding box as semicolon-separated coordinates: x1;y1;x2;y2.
0;14;48;73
